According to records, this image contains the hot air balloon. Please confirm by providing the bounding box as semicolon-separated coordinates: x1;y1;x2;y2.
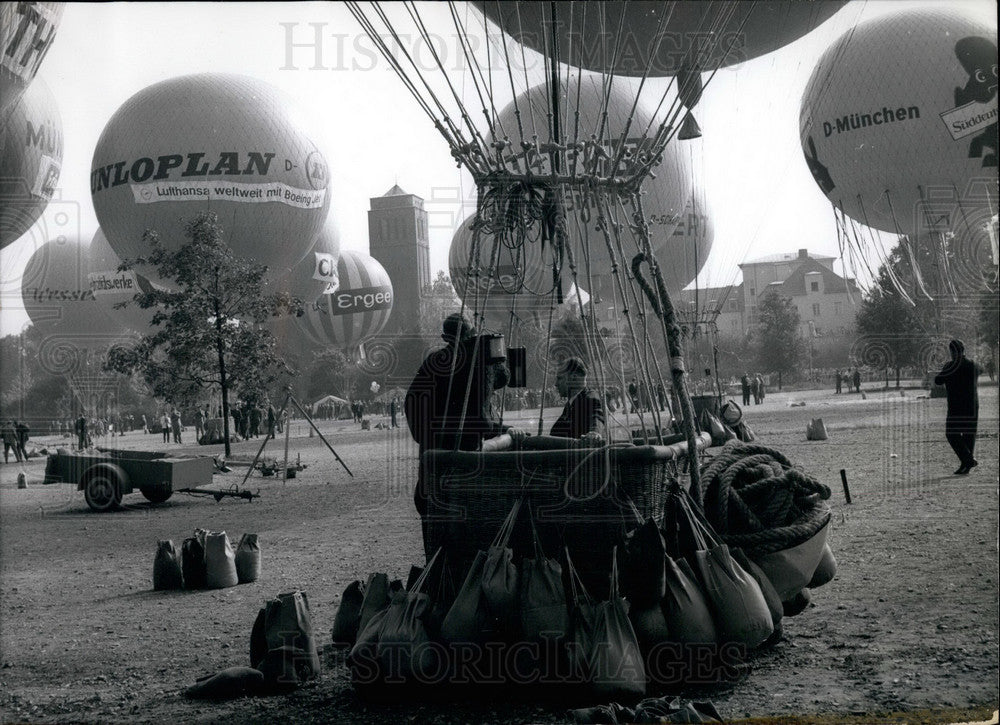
800;8;998;236
490;74;693;283
0;76;62;249
267;222;341;354
652;186;714;294
87;228;160;336
448;214;566;327
295;250;393;351
90;74;331;286
274;220;341;304
0;2;64;132
476;1;847;76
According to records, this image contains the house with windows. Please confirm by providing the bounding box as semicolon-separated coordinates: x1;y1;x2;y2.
741;249;859;337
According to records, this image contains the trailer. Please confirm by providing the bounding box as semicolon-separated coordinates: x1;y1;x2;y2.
44;448;215;512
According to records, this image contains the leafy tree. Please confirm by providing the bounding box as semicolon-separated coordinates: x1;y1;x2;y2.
106;212;300;456
754;290;804;389
304;348;363;402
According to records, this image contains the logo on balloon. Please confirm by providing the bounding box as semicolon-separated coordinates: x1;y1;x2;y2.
1;3;60;81
330;286;392;315
313;252;338;291
304;150;328;190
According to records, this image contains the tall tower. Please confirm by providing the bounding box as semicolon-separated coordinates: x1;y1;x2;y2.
367;184;431;335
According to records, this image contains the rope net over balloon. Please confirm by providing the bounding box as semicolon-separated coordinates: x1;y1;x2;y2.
345;1;846;477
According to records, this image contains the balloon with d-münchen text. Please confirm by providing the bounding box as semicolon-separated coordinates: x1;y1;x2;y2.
800;8;998;235
296;250;393;350
90;73;331;284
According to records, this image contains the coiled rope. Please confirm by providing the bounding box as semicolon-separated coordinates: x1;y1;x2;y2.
697;441;832;555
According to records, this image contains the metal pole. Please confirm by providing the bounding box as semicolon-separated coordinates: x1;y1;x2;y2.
281;413;291;484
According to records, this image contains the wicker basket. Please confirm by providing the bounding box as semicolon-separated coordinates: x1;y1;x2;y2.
422;442;697;600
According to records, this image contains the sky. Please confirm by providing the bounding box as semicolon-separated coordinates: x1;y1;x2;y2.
1;0;995;336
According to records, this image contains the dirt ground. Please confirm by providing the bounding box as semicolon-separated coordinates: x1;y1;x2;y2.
1;383;997;724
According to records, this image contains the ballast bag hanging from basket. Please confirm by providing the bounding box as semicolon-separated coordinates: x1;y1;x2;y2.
181;536;207;590
153;540;184;591
589;548;646;700
520;504;569;643
565;547;598;685
661;554;717;646
623;512;668;609
481;498;522;636
732;547;783;645
235;533;261;584
680;494;773;649
357;572;391;635
376;548;445;681
753;519;832;601
205;531;239;589
331;580;365;647
440;549;492;644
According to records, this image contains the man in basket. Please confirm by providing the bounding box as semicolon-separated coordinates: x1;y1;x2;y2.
548;357;605;443
405;313;513;549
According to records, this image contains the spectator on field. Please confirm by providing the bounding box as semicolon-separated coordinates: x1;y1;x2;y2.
15;420;30;460
160;411;170;443
170;408;182;444
934;339;982;475
2;420;22;463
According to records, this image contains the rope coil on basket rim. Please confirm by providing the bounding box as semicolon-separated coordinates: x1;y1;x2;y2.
697;441;832;556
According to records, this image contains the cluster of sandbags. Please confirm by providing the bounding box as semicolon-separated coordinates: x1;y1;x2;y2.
702;402;755;447
334;503;650;699
153;529;260;591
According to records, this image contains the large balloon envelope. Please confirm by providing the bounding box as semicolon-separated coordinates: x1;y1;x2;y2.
800;8;998;235
0;2;64;132
448;213;567;326
652;185;714;294
476;1;847;75
21;236;119;339
87;228;160;336
0;75;62;249
90;73;331;286
490;74;693;279
295;250;393;350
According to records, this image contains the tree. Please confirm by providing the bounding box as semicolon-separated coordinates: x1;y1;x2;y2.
107;212;300;456
754;290;804;389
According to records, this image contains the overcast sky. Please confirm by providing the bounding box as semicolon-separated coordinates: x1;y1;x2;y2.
0;0;994;336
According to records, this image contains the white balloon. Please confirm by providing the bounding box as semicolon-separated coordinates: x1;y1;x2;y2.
800;8;998;235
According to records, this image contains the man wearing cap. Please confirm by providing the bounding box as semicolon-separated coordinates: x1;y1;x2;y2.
549;357;605;443
405;313;512;552
934;339;981;475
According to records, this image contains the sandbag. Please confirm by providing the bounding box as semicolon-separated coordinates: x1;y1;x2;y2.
679;493;772;649
205;531;239;589
700;409;732;447
623;516;667;609
347;604;390;684
565;548;598;684
662;555;717;646
719;400;743;427
184;666;264;699
331;580;365;646
806;418;828;441
235;533;261;584
440;550;491;644
357;572;391;635
629;601;671;651
732;547;783;645
734;420;756;442
153;540;184;591
808;544;837;589
783;588;812;617
481;499;522;635
376;548;444;680
250;590;321;687
520;506;568;642
589;550;646;700
181;536;207;590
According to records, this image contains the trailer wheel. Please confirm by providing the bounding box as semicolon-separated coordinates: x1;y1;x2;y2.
84;472;122;512
140;484;172;504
